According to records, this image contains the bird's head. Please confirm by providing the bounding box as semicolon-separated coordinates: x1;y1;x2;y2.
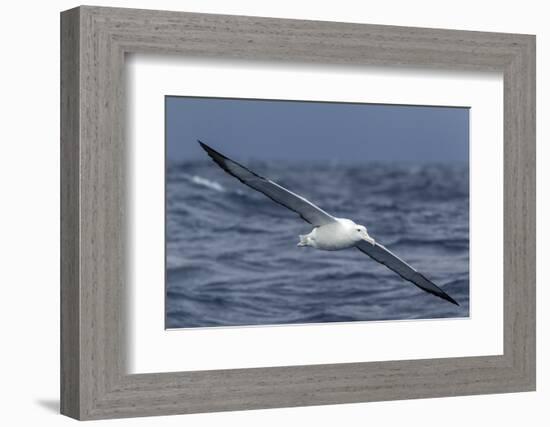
353;223;375;245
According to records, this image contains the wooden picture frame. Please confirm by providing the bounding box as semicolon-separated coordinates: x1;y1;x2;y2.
60;5;536;420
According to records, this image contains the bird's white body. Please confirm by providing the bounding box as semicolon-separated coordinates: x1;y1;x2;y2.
298;218;375;251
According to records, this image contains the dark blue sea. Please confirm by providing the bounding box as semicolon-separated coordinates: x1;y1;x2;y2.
166;161;469;328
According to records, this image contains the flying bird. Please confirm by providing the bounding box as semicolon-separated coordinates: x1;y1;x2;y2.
198;140;459;306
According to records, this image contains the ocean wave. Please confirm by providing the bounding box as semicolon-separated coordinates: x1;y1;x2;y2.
183;173;226;192
166;161;469;328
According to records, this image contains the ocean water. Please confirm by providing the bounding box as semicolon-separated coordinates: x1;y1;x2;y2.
166;161;469;328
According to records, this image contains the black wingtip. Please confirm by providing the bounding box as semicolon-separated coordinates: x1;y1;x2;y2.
438;288;460;306
197;140;219;160
415;272;459;306
427;278;460;306
197;140;224;160
445;294;460;306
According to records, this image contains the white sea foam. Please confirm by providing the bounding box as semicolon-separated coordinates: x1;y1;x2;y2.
190;175;225;192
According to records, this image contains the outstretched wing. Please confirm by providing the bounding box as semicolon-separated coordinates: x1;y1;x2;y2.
355;240;459;305
198;141;336;226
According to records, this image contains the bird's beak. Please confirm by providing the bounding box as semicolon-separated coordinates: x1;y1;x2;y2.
363;234;376;246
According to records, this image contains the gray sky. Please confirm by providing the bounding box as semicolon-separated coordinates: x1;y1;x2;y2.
166;96;469;164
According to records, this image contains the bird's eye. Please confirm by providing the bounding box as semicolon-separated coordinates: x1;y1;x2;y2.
357;228;361;232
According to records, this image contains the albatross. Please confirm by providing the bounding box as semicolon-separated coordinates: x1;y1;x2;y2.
198;140;459;306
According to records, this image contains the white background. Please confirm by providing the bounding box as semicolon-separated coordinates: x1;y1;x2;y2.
0;1;546;426
129;58;503;373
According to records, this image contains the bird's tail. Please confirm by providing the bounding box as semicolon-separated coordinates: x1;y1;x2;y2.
297;235;309;247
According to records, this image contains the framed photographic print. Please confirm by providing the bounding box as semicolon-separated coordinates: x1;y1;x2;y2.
60;5;535;420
